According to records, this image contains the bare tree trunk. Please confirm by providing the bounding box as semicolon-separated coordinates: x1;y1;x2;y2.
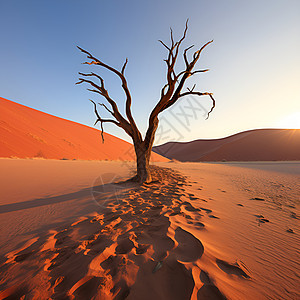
133;119;158;183
77;21;216;184
134;142;151;183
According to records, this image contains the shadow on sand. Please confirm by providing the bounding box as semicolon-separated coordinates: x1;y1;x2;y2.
0;166;233;300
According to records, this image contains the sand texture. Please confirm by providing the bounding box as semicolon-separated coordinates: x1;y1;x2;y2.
0;160;299;299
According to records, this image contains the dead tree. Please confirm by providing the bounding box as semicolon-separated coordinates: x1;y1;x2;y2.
77;21;215;183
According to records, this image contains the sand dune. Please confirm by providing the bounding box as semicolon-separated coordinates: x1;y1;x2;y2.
0;159;299;299
0;97;167;162
153;129;300;161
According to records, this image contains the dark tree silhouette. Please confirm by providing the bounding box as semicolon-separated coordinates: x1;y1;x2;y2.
77;21;215;183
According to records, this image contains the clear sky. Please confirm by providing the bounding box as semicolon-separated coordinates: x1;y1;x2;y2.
0;0;299;144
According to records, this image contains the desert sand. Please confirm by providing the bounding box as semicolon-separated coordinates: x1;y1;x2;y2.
153;129;300;162
0;97;167;162
0;159;299;299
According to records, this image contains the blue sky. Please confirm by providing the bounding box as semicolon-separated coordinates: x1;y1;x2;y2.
0;0;299;144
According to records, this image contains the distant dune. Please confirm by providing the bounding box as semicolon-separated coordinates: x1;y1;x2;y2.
153;129;300;161
0;97;167;162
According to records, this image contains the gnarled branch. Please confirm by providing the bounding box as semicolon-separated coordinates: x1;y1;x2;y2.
77;46;142;142
89;100;121;142
162;91;216;119
144;21;215;149
147;19;190;127
98;102;114;117
76;72;133;137
121;58;128;75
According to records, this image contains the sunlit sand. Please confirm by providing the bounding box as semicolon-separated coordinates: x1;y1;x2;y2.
0;159;299;299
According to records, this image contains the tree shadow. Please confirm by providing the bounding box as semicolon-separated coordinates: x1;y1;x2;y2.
0;187;93;214
0;166;211;299
0;179;139;215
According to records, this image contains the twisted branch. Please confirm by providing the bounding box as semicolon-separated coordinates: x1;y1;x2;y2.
144;21;215;148
77;21;216;153
89;100;121;142
77;46;141;142
76;72;133;138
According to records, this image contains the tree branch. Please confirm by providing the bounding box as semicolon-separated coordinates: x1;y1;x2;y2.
144;25;214;149
77;46;142;142
193;40;213;61
173;19;189;59
144;20;192;149
176;68;209;80
206;94;216;120
183;45;194;67
187;84;196;92
147;20;190;125
160;40;213;115
98;102;114;116
89;100;121;142
170;27;174;47
158;40;171;51
121;58;128;75
79;72;104;87
162;91;216;119
160;83;169;98
76;74;134;137
191;69;210;75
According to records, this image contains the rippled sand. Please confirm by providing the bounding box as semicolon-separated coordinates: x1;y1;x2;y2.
0;160;299;299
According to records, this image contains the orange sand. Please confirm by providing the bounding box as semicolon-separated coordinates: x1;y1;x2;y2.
0;97;167;162
0;159;299;299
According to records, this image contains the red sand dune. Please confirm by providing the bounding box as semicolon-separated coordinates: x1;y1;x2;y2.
0;97;167;162
153;129;300;161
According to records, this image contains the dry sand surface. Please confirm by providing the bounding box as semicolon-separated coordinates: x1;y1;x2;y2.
0;159;299;299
